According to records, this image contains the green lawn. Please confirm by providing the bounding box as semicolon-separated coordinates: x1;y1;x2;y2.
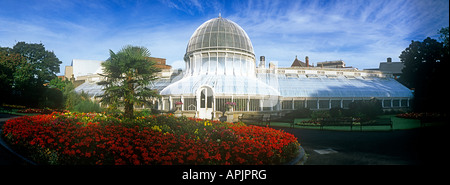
268;115;443;131
0;109;40;116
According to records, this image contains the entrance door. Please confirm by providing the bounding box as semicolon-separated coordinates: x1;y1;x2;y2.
198;87;213;119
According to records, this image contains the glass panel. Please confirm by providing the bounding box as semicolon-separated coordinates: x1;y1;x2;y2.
249;99;260;111
242;57;247;76
207;95;213;108
233;54;240;76
234;34;240;48
206;88;213;108
201;55;208;75
393;99;400;107
200;90;205;108
239;35;246;51
234;98;247;111
218;19;225;32
215;98;232;112
210;54;217;75
294;100;305;109
210;32;217;47
306;100;317;109
196;55;202;75
282;101;292;110
211;20;219;31
382;100;390;107
225;32;233;47
164;99;170;111
218;53;225;75
218;32;226;47
247;57;254;75
188;57;192;75
184;98;197;110
202;31;210;48
330;100;341;108
401;99;408;107
319;100;329;109
225;54;233;75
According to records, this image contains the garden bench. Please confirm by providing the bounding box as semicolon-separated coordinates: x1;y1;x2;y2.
238;114;265;125
262;114;271;126
360;118;393;131
291;117;393;131
290;120;296;128
290;119;311;128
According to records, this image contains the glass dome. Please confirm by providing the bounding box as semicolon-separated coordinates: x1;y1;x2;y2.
186;17;254;56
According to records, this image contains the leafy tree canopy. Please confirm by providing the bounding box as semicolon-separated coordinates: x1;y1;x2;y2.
0;42;62;107
398;27;449;112
12;42;62;84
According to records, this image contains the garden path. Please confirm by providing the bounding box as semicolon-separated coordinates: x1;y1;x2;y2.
0;114;27;165
273;125;447;165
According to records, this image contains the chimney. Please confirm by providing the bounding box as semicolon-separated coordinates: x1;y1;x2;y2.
259;56;266;68
387;57;392;63
305;56;309;67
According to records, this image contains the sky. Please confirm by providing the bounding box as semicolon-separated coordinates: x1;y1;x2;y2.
1;0;448;75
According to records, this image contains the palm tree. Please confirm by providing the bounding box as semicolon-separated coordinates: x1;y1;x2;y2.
97;45;161;118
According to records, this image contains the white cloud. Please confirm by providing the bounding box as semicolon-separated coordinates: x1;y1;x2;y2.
1;0;447;75
225;0;449;69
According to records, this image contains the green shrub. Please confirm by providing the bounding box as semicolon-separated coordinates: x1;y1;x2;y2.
135;109;160;117
311;110;330;120
329;107;344;117
348;99;383;120
73;100;103;113
39;88;64;109
287;108;311;118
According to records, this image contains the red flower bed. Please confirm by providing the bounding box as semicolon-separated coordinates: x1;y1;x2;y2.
1;112;300;165
396;112;445;120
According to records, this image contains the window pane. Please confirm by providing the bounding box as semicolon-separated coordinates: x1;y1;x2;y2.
225;54;233;75
210;54;217;75
218;32;226;47
201;55;208;75
210;33;217;47
218;55;225;75
200;90;205;108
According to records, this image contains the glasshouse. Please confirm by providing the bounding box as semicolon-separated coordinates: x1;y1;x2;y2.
73;16;414;120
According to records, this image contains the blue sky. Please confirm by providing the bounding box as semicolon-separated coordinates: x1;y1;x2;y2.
1;0;448;75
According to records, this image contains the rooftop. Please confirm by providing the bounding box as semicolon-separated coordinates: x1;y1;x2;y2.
185;17;254;56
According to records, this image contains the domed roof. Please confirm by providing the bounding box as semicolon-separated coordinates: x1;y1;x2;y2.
186;17;254;56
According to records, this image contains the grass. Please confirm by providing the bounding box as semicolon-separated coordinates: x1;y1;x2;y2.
267;115;444;131
0;109;40;117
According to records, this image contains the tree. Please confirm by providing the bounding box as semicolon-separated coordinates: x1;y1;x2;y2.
12;42;62;84
97;45;160;118
398;27;449;112
439;27;449;49
0;42;62;107
348;99;383;120
0;49;29;105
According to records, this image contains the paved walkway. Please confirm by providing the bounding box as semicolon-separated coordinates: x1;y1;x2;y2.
0;114;28;165
273;125;447;165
